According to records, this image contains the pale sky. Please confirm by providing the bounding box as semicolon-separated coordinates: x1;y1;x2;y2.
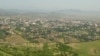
0;0;100;11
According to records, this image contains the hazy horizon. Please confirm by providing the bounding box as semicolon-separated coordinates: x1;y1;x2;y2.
0;0;100;11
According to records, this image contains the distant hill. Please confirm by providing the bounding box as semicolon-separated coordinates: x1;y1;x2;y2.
0;8;100;16
56;9;100;16
0;9;100;21
0;9;19;16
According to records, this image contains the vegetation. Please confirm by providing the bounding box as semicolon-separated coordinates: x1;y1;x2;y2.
0;43;78;56
0;18;100;56
0;29;10;39
69;40;100;56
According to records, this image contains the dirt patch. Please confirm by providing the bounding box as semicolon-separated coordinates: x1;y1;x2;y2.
89;48;100;56
67;43;79;49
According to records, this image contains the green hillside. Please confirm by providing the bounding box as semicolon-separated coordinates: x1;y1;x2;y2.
0;43;78;56
69;41;100;56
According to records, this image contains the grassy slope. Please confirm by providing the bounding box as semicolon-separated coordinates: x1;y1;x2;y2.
69;41;100;56
1;30;100;56
0;51;12;56
4;34;29;45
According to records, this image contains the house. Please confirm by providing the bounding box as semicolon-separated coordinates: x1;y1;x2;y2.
1;25;10;29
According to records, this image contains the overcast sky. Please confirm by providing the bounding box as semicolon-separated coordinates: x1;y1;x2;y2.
0;0;100;11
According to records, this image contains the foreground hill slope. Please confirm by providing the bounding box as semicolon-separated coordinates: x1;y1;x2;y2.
69;41;100;56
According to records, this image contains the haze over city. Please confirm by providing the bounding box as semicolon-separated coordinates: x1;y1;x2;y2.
0;0;100;11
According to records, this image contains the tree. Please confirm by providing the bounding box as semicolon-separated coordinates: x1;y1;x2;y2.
40;43;53;56
58;43;78;56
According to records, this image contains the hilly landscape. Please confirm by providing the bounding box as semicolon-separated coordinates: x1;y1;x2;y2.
0;9;100;56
